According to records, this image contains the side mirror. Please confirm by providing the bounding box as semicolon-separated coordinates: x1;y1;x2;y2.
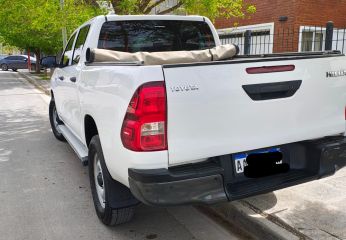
41;56;57;68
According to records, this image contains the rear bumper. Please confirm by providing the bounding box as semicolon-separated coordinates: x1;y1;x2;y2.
129;136;346;206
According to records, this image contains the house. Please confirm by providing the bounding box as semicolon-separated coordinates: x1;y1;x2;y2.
214;0;346;54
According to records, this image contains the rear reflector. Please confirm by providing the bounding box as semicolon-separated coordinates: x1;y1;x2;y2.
246;65;295;74
121;82;167;152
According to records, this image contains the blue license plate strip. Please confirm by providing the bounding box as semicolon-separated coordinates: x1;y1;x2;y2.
233;148;281;174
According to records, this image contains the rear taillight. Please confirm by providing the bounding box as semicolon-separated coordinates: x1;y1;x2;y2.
121;82;167;151
246;65;295;74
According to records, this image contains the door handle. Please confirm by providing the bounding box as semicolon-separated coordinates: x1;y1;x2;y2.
70;77;77;83
58;76;64;81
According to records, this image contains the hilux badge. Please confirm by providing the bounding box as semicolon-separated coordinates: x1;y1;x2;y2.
326;70;346;78
170;85;199;92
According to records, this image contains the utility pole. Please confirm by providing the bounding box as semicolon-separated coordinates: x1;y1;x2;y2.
27;49;31;72
60;0;67;48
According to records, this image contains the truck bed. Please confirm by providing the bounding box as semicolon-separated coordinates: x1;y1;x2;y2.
85;51;344;67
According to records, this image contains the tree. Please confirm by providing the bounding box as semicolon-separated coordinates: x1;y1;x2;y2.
88;0;256;21
0;0;104;72
0;0;255;73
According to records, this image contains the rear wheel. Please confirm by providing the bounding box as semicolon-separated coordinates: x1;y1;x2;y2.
1;64;8;71
49;100;66;142
89;135;135;226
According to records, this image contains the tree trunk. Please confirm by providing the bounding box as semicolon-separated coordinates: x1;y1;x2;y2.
34;49;41;74
110;0;123;14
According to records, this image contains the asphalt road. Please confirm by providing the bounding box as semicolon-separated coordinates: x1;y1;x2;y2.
0;71;245;240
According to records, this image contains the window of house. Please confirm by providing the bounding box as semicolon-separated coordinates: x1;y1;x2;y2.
219;33;243;45
219;30;271;54
301;31;323;52
314;32;323;51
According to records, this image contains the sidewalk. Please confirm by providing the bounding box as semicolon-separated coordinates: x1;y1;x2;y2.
21;71;346;240
18;70;51;96
213;167;346;240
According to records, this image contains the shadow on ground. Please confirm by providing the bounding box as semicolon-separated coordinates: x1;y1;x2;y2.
0;72;196;240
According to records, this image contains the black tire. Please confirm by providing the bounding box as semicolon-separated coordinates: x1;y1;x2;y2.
1;64;8;71
12;68;17;72
89;135;135;226
49;100;66;142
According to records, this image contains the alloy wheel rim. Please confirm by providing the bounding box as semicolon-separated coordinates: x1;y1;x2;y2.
94;153;105;209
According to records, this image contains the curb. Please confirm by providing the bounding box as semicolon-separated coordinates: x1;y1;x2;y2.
198;200;308;240
18;72;50;96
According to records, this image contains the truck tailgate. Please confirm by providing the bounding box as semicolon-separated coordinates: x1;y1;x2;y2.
163;56;346;166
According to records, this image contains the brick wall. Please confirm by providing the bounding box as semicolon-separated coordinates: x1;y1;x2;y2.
215;0;346;52
295;0;346;27
215;0;298;29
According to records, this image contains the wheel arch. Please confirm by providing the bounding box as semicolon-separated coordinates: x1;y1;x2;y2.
84;114;99;148
86;116;140;210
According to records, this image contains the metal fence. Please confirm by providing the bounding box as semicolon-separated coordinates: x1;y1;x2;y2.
219;22;346;55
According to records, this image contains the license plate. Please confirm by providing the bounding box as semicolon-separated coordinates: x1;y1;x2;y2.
234;148;281;174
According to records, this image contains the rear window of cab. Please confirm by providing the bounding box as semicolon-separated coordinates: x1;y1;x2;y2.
98;20;216;53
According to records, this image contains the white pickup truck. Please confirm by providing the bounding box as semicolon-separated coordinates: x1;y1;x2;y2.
42;14;346;226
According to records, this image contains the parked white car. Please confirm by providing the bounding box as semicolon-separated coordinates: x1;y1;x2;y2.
42;15;346;226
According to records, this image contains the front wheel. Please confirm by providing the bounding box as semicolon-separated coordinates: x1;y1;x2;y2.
49;100;66;142
89;135;135;226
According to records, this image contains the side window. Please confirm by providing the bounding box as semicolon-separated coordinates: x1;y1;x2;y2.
60;33;77;67
72;25;90;65
9;56;21;60
6;56;16;60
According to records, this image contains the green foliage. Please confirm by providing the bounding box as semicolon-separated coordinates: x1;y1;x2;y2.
0;42;21;55
0;0;255;56
85;0;256;21
116;0;139;14
182;0;256;21
104;0;256;21
0;0;104;54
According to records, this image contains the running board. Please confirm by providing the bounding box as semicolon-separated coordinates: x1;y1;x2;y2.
57;125;88;166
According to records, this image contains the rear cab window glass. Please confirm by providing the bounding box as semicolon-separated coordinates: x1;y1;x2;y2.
72;25;90;65
98;20;215;52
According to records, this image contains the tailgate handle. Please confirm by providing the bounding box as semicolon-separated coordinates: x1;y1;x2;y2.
242;80;302;101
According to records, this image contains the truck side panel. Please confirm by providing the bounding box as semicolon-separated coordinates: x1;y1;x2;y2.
79;65;169;186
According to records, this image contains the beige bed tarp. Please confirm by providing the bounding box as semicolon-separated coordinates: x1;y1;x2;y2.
86;44;239;65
